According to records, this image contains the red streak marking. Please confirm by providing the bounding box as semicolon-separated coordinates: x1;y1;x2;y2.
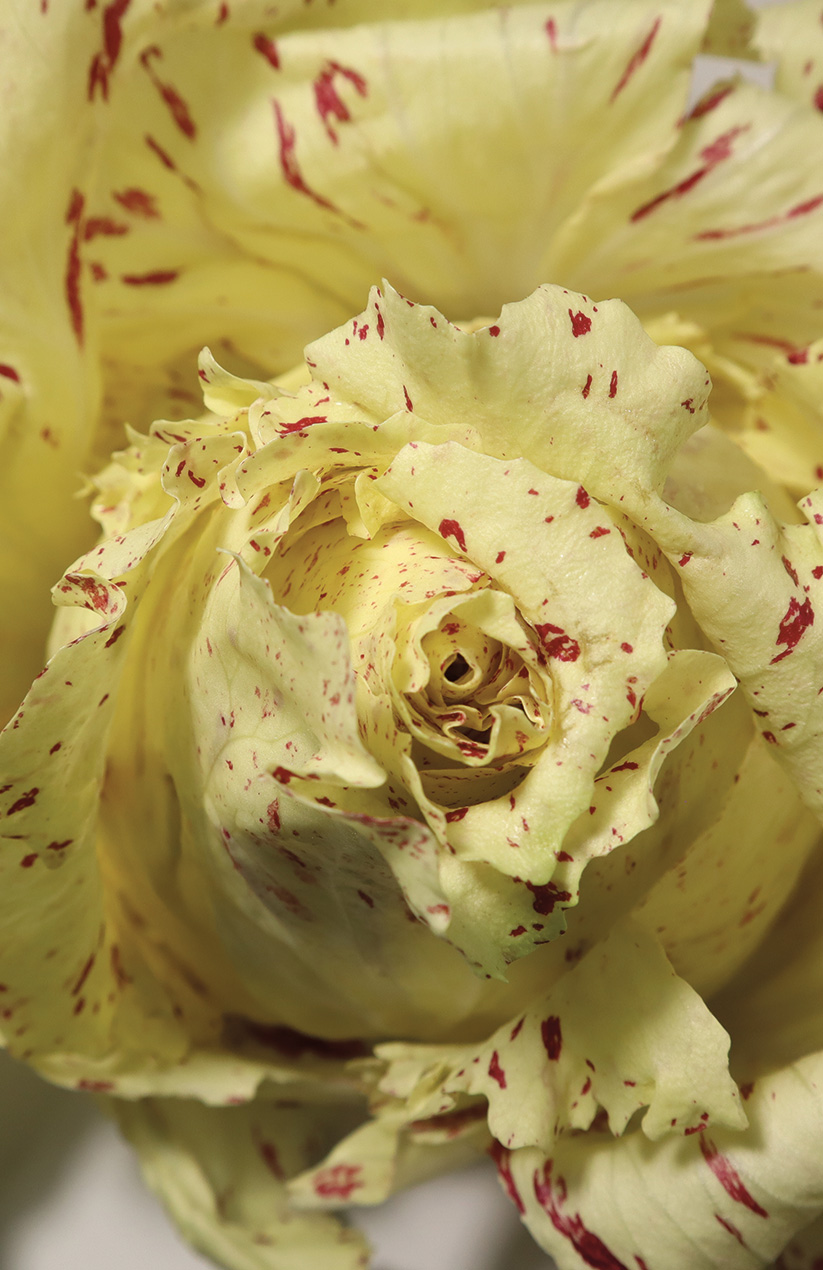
488;1050;507;1088
735;332;795;355
510;1016;525;1040
541;1015;562;1060
272;766;296;783
65;189;85;344
77;1079;115;1092
621;642;633;653
490;1142;526;1213
278;415;327;434
403;384;413;411
771;596;814;664
105;624;126;648
582;374;592;398
535;623;581;662
357;890;374;907
266;800;280;832
612;760;639;772
631;125;749;221
253;32;280;69
113;187;160;218
687;83;734;120
590;526;610;539
140;46;197;139
569;309;592;337
489;324;500;336
88;0;131;101
313;1164;363;1200
83;217;128;240
47;839;73;852
576;486;590;508
496;550;506;563
216;2;229;22
376;308;385;339
273;100;356;222
72;953;96;996
445;807;468;822
782;555;799;585
700;1138;768;1216
611;16;660;101
7;787;39;816
534;1163;630;1269
678;552;692;566
609;371;618;398
525;879;572;914
145;133;176;170
110;944;132;988
813;566;823;580
439;518;467;552
815;85;823;112
546;17;558;49
67;574;109;610
696;193;823;241
121;269;179;285
259;1141;285;1178
0;365;20;382
20;854;38;868
715;1214;746;1245
313;60;368;144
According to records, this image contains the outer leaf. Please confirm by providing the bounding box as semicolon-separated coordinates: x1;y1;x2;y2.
307;283;711;507
641;488;823;822
712;844;823;1077
754;0;823;112
498;1053;823;1270
555;80;823;314
113;1095;370;1270
369;917;745;1160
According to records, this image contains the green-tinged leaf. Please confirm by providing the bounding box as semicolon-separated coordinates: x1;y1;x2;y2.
113;1095;370;1270
712;844;823;1076
642;488;823;821
309;283;710;505
701;0;757;59
754;0;823;111
288;1108;489;1209
770;1211;823;1270
497;1053;823;1270
633;731;820;997
369;917;744;1164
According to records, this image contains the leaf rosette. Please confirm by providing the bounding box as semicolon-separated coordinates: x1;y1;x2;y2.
2;282;822;1268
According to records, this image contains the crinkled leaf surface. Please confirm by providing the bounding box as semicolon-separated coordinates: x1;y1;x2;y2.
114;1094;370;1270
497;1053;823;1270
